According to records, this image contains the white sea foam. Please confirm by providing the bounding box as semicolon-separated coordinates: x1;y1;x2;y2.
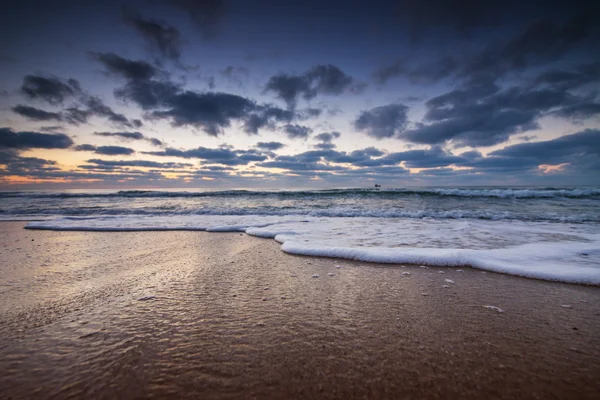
25;215;600;285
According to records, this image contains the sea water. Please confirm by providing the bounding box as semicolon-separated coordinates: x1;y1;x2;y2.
1;187;599;284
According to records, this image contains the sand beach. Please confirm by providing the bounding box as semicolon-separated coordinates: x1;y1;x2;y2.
1;221;599;399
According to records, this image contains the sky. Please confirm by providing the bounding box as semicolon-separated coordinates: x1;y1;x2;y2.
1;0;599;189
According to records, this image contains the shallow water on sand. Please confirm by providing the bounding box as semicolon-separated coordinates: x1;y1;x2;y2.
1;223;600;399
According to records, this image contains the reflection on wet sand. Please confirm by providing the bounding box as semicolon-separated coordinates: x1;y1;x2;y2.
1;222;599;399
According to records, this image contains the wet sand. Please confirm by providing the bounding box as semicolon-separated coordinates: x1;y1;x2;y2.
0;221;599;399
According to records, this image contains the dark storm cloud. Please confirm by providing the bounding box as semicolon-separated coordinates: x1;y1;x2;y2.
90;52;159;81
354;104;409;139
281;124;312;140
86;159;192;168
116;78;181;110
241;106;294;135
382;147;466;169
534;61;600;91
12;105;63;122
265;65;358;108
94;131;163;147
92;53;300;136
490;129;600;163
17;70;142;129
373;57;459;85
461;14;597;80
255;141;285;151
0;128;73;150
155;0;224;39
400;82;600;147
122;6;182;61
75;145;135;156
150;91;256;136
83;96;143;129
20;75;81;105
221;66;249;87
144;146;272;165
62;108;91;125
393;0;506;40
375;6;598;85
39;126;65;132
95;131;144;140
313;131;341;150
0;150;60;176
298;108;323;119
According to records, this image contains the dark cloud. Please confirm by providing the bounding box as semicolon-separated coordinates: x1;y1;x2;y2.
123;6;182;61
144;146;271;165
94;131;163;147
95;131;144;141
373;56;459;85
461;14;597;80
156;0;224;39
75;145;135;156
354;104;409;139
490;129;600;163
282;124;312;140
17;70;142;129
298;108;323;119
0;151;60;176
62;108;91;125
74;144;97;152
242;106;294;135
39;126;65;132
221;66;249;87
83;96;143;129
150;91;255;136
92;53;311;136
90;52;159;81
12;105;63;122
400;82;600;147
0;128;73;150
86;159;192;168
20;75;81;105
255;141;285;151
314;131;341;150
375;7;598;85
382;147;466;169
534;61;600;91
393;0;508;40
265;65;358;108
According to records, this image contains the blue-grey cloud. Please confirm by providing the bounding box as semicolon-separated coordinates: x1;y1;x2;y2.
265;65;359;108
0;127;73;150
12;105;63;122
75;145;135;156
354;104;409;139
123;6;182;61
399;80;600;147
150;91;255;136
93;53;304;136
255;141;285;151
90;52;159;81
20;75;81;105
94;131;163;147
85;159;192;168
314;131;341;150
143;146;272;165
156;0;224;39
282;124;312;140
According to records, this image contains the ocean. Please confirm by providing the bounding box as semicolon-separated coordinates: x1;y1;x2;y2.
1;187;599;284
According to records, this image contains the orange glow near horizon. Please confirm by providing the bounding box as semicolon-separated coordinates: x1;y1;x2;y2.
538;163;569;174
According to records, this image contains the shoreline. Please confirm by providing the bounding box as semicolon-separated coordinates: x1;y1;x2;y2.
1;221;599;399
23;217;600;286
